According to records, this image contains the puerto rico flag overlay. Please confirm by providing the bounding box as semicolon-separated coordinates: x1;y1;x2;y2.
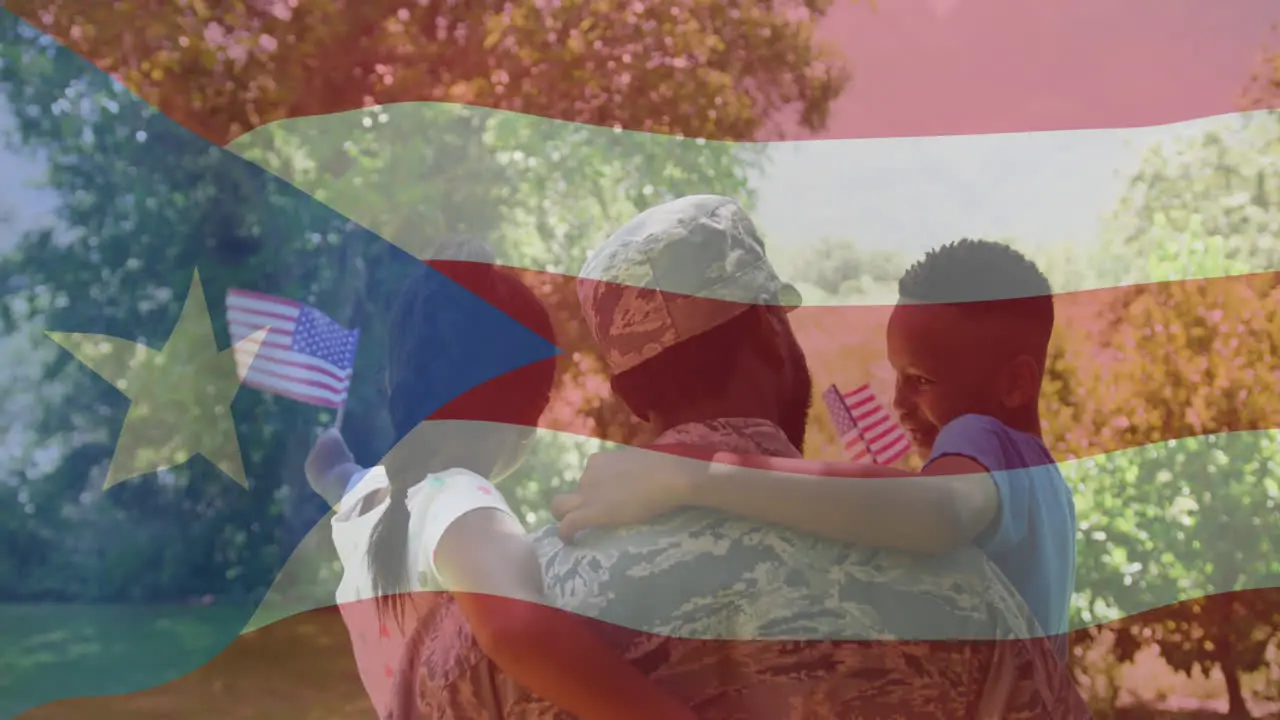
2;1;1279;718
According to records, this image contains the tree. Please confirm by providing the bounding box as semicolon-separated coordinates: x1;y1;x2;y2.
1049;131;1280;716
7;0;848;146
787;236;907;299
0;0;850;604
1094;115;1280;288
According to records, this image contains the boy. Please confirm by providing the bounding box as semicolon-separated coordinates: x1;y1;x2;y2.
552;238;1076;659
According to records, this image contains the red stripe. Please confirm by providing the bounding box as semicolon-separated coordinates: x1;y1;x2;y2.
876;438;912;464
845;394;875;410
242;376;344;409
241;364;350;397
228;324;294;350
865;425;901;447
428;262;1280;461
806;0;1277;140
228;310;297;330
858;415;890;435
58;589;1275;718
227;288;303;311
237;349;350;385
843;385;873;399
843;437;868;452
239;359;350;396
238;351;346;382
10;0;1274;146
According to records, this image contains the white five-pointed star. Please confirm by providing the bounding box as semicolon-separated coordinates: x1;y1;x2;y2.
46;270;268;490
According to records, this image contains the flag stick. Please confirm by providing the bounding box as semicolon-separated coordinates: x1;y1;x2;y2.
334;401;347;432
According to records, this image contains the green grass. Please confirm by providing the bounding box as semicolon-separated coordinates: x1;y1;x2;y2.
5;604;1274;720
1;603;373;720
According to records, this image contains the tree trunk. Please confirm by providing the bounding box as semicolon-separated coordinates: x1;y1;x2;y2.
1222;652;1250;719
1215;596;1252;719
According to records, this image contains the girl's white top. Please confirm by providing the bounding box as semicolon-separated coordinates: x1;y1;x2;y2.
330;466;517;717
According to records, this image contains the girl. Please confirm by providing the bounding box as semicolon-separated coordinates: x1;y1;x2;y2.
318;238;695;720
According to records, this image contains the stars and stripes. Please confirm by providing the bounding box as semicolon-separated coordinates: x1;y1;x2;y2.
823;384;874;463
822;383;911;465
226;288;360;409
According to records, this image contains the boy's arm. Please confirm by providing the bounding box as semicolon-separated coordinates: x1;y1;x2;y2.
688;452;1000;555
555;446;999;555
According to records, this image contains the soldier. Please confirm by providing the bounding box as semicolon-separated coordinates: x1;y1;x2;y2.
396;195;1089;719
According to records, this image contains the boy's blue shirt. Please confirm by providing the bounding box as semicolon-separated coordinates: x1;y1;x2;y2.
926;413;1076;659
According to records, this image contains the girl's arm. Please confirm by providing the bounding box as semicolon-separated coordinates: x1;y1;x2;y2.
304;428;363;508
434;508;698;720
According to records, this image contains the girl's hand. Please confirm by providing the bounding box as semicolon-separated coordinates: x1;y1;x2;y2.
305;428;356;499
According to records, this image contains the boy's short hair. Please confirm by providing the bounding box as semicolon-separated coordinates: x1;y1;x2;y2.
898;238;1055;357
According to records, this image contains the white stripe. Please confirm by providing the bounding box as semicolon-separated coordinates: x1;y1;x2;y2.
233;342;353;379
869;433;906;453
235;358;350;397
844;386;874;402
227;310;298;335
235;354;350;396
237;361;349;404
875;437;912;462
244;376;347;407
227;293;301;320
228;107;1279;295
228;322;294;347
253;427;1280;639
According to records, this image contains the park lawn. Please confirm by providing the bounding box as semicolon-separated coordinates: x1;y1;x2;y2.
4;602;1276;720
1;603;373;720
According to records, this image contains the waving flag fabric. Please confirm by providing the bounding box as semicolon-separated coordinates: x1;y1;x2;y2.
0;15;553;717
823;383;911;465
226;289;361;409
823;384;875;462
2;0;1279;718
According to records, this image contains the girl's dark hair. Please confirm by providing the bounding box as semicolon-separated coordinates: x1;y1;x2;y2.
368;237;556;624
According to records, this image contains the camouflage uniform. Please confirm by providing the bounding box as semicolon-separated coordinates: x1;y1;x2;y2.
575;194;803;375
393;195;1090;719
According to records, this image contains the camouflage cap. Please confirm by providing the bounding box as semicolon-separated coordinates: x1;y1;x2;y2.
578;194;802;375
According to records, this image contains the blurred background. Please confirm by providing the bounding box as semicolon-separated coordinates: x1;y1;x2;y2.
0;1;1278;718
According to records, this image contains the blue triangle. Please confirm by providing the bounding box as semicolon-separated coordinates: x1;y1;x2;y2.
0;11;567;717
400;264;563;423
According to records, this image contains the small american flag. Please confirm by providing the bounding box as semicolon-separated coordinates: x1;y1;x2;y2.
226;288;360;409
822;383;911;465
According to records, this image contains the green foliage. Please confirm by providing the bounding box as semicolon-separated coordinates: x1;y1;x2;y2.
1097;115;1280;287
6;0;849;145
0;0;846;605
1052;121;1280;717
786;236;907;299
3;5;1280;716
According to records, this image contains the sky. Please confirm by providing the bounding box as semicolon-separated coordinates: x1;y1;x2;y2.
751;116;1225;262
0;101;57;250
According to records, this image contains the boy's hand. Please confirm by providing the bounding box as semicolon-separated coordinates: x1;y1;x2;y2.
550;446;710;543
305;428;355;495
